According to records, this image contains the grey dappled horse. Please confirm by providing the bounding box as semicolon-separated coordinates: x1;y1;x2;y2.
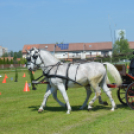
26;47;122;114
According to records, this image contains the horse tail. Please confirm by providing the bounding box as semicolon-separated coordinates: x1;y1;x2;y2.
103;62;122;86
106;75;110;84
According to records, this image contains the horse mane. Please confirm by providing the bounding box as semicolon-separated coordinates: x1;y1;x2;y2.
39;49;61;63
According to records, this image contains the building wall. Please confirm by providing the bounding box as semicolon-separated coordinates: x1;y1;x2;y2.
0;46;8;57
23;49;112;59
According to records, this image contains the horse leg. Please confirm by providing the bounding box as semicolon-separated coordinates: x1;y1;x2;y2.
101;82;115;111
57;83;71;114
80;85;92;110
45;84;65;107
52;89;66;107
97;87;108;105
38;87;56;113
87;85;101;110
98;95;108;105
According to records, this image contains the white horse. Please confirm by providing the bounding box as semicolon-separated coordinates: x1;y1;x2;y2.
26;47;122;114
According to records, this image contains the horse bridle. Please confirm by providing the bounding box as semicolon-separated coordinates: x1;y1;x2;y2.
26;49;43;69
26;49;61;71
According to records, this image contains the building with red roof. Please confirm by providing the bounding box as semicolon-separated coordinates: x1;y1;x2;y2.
22;41;134;60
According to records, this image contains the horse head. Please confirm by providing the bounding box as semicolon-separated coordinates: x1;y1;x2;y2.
25;47;43;71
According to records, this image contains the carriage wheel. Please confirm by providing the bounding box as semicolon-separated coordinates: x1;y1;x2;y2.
126;82;134;109
117;87;127;105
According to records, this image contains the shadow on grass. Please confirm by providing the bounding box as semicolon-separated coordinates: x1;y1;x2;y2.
28;105;86;112
92;103;132;111
116;104;132;110
28;103;131;113
28;105;108;112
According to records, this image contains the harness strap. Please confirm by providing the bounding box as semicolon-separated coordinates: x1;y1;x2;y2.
55;62;61;75
75;64;80;81
43;62;61;76
43;62;83;89
65;63;72;90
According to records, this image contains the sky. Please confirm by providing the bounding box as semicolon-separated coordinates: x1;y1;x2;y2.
0;0;134;52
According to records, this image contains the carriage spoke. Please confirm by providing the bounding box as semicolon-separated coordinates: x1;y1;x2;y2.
128;89;134;94
121;97;125;100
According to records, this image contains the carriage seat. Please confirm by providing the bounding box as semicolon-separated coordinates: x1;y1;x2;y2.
129;59;134;77
114;64;126;76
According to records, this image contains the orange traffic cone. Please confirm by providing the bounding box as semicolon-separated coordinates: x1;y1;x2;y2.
23;81;30;92
5;74;8;78
2;77;6;83
32;71;34;74
23;73;26;77
0;92;1;95
127;65;129;69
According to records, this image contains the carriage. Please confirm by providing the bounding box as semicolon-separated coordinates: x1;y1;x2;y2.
107;58;134;110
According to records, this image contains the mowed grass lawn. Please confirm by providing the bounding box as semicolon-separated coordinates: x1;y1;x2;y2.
0;69;134;134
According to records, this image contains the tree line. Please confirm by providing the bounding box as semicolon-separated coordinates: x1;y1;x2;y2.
2;50;22;58
113;31;134;60
0;57;26;64
1;50;26;64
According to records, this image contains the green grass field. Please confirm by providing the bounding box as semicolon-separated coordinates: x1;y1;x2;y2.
0;70;134;134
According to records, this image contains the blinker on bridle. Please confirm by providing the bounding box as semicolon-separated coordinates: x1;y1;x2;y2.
26;50;42;68
26;52;38;61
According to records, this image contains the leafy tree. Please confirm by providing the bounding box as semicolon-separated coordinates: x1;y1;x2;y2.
3;58;6;64
9;51;14;57
6;58;10;64
17;51;22;58
0;59;2;64
113;30;130;55
10;59;13;64
2;52;8;57
20;58;26;64
7;51;14;57
13;53;17;60
13;53;18;64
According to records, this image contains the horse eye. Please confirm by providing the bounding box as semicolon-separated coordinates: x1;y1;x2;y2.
26;56;31;61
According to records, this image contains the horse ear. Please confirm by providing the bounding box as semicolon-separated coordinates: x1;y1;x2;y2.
33;47;38;51
25;49;30;54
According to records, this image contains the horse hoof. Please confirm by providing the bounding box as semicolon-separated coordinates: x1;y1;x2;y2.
88;108;92;111
111;108;114;112
79;107;83;110
66;111;70;114
103;101;108;105
66;109;71;114
38;109;44;113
